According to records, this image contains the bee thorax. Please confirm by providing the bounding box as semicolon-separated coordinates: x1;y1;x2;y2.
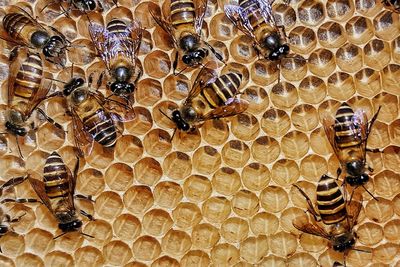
31;30;49;48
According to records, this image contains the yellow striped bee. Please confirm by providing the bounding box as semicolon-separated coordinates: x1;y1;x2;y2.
382;0;400;12
89;18;143;105
322;103;381;199
2;47;62;157
293;175;366;265
28;152;94;238
162;65;248;136
148;0;224;74
1;6;68;67
224;0;289;61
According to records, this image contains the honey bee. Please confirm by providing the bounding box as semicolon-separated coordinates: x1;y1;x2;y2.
162;65;248;136
1;6;68;67
89;18;143;105
382;0;400;13
0;206;25;237
148;0;224;74
293;175;366;265
224;0;290;61
322;103;381;199
2;46;63;158
27;152;94;238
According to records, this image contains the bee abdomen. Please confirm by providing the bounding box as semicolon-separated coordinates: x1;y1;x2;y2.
43;152;70;199
334;103;362;148
240;0;267;33
170;0;195;28
316;175;347;224
203;72;242;108
85;110;117;147
14;52;43;100
3;13;30;40
107;19;129;35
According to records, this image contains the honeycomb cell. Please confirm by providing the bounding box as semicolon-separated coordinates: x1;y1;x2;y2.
183;175;212;203
132;236;161;261
84;145;114;170
269;232;298;257
124;107;153;136
308;48;336;77
74;246;105;266
210;13;237;41
287;253;318;267
384;219;400;242
152;25;174;51
289;27;318;55
299;76;327;104
113;213;141;241
134;2;156;28
259;255;286;267
162;152;191;181
104;163;133;191
180;250;210;266
345;16;374;45
123;185;154;215
241;86;269;115
229;36;257;64
270;82;298;109
392;36;400;63
161;229;192;256
365;198;394;223
191;223;220;250
0;155;26;178
202;196;231;223
373;11;400;41
36;124;65;152
143;129;172;157
15;253;44;267
25;150;48;175
241;163;271;192
354;68;381;97
134;157;162;186
192;146;221;175
260;186;289;213
0;255;14;267
201;119;230;146
44;251;73;267
153;181;183;209
372;243;400;264
139;30;153;56
67;39;96;66
364;39;391;70
251;136;280;164
0;234;25;257
143;50;170;79
383;146;400;173
280;207;307;233
152;256;179;267
357;222;384;246
272;159;300;186
250;212;279;236
298;0;326;26
281;56;308;82
103;241;132;266
374;170;400;198
317;22;347;48
231;190;259;218
261;109;291;137
300;155;328;182
281;131;310;159
163;74;190;101
173;202;202;229
291;104;319;132
210;243;240;265
24;229;54;256
212;167;241;196
230;113;260;141
250;59;279;86
373;93;399;123
124;261;146;267
94;191;123;220
220;217;249;243
135;78;163;107
336;43;363;73
382;64;400;95
172;129;202;152
76;168;105;197
240;235;269;264
221;140;250;168
114;135;143;163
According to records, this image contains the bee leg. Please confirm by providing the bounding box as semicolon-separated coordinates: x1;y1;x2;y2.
80;210;95;221
361;184;378;201
293;184;321;222
366;148;381;153
74;194;95;203
277;25;288;41
204;41;225;64
0;175;28;192
36;108;65;133
337;168;342;179
173;51;180;75
9;212;26;223
368;166;374;173
0;198;41;204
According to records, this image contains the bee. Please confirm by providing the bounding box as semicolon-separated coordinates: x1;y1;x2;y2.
322;103;381;199
88;18;143;105
293;175;366;265
1;6;68;67
27;152;94;238
224;0;290;62
161;65;248;136
382;0;400;13
148;0;224;74
3;46;63;158
0;206;25;237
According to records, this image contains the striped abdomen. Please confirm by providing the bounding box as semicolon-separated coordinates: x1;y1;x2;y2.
13;52;43;100
202;72;242;108
43;152;70;199
106;19;132;42
239;0;269;37
3;13;36;43
334;103;362;149
170;0;195;29
83;109;117;147
316;175;347;225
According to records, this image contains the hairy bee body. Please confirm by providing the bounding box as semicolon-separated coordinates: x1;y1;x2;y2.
333;103;363;149
170;0;196;34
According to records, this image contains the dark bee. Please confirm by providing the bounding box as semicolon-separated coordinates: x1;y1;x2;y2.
89;18;143;105
163;65;248;135
382;0;400;13
0;206;25;236
322;103;381;199
224;0;290;61
148;0;224;74
3;47;62;157
1;6;67;67
27;152;94;237
293;175;365;265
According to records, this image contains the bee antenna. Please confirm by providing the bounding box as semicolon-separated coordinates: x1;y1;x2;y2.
350;247;371;253
170;128;177;143
45;77;67;84
15;136;23;160
81;232;94;238
361;184;378;201
53;232;67;240
158;108;173;121
174;66;188;76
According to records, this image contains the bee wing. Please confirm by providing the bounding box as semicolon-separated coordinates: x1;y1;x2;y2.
27;175;54;213
186;66;218;104
7;47;29;107
148;1;178;44
194;0;208;36
88;23;113;70
257;0;277;26
71;109;94;157
66;162;76;210
292;215;331;240
89;91;136;122
224;4;257;41
199;98;249;122
25;73;53;118
346;195;363;229
129;19;143;58
322;114;342;160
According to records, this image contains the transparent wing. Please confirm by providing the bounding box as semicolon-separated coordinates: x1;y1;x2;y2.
25;72;52;118
322;114;342;160
71;109;94;157
258;0;277;26
90;91;136;122
293;215;331;240
186;66;218;104
194;0;208;36
224;4;257;40
28;176;53;213
346;195;363;229
148;1;178;44
200;98;249;122
7;47;28;107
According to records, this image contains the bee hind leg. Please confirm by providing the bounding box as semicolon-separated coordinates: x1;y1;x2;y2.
74;194;95;203
36;108;65;133
366;148;381;153
1;198;41;205
80;210;95;221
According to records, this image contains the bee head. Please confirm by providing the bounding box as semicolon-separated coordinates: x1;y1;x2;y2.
346;161;364;176
333;235;355;252
182;49;208;66
31;30;50;49
59;220;82;232
64;78;85;96
346;173;369;187
172;110;190;131
43;36;64;57
83;0;97;10
110;82;135;96
268;44;290;61
5;110;27;136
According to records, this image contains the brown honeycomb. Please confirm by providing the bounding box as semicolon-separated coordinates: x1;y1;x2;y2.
0;0;399;266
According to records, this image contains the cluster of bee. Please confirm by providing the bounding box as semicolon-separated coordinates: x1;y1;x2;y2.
0;0;396;264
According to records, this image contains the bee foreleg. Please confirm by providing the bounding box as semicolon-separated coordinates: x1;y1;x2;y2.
277;25;288;40
0;198;41;204
80;209;95;221
293;184;321;221
0;175;28;192
337;168;342;179
204;41;225;64
36;108;65;132
366;148;381;153
173;50;180;75
74;194;95;203
9;212;26;223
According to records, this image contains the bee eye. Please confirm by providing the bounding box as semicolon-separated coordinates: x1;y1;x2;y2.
182;55;191;64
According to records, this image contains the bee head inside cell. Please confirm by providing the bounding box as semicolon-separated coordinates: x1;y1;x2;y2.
59;220;82;232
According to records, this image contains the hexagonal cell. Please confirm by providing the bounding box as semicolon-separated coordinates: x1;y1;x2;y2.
289;27;318;55
182;175;212;203
241;163;271;192
317;22;347;48
231;189;259;218
326;0;355;21
345;16;374;45
211;167;241;196
299;231;328;252
260;186;289;213
210;13;237;41
74;246;104;267
270;82;298;109
261;108;291;137
365;198;394;223
298;0;326;26
287;253;318;267
354;68;381;97
153;181;183;209
191;223;220;250
336;43;364;73
143;129;171;157
221;140;250;168
210;243;240;265
308;48;336;77
269;231;298;257
163;74;190;101
114;135;143;163
230;113;260;141
229;35;257;64
82;220;112;247
271;159;300;186
172;128;202;152
143;50;171;79
373;11;400;41
280;207;307;233
163;151;192;181
298;75;327;104
382;64;400;96
135;78;163;106
241;86;269;115
281;131;310;159
132;236;161;261
281;56;308;82
220;217;249;243
364;39;391;71
84;143;114;170
94;191;123;220
251;136;280;164
76;168;104;197
357;222;384;246
0;155;25;178
172;202;202;230
152;256;179;267
192;146;221;175
250;59;279;86
142;209;173;236
355;0;382;16
123;185;154;215
134;157;162;186
67;39;96;66
202;196;231;223
200;119;230;146
161;229;192;256
373;93;399;123
181;250;211;266
24;229;54;256
44;251;74;267
384;219;400;242
383;146;400;173
104;163;133;191
15;253;44;267
372;243;400;264
300;154;328;182
291;104;319;132
239;235;269;264
113;213;141;241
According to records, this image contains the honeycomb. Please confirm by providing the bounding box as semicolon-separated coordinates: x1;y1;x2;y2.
0;0;399;266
